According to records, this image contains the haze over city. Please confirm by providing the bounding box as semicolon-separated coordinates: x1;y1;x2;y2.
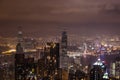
0;0;120;80
0;0;120;37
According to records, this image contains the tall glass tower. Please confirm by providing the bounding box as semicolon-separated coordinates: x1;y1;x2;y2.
60;31;69;70
61;31;67;55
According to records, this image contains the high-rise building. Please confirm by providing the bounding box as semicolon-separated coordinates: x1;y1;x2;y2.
61;31;67;55
17;27;38;51
90;58;106;80
15;43;25;80
90;65;102;80
44;42;60;80
15;54;25;80
15;43;37;80
60;31;69;70
110;56;120;79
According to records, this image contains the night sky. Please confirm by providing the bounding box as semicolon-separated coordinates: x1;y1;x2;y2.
0;0;120;37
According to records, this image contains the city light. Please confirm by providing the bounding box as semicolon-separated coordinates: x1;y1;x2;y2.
2;49;16;54
0;0;120;80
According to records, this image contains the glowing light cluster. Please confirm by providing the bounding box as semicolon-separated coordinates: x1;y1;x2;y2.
103;72;109;79
2;49;16;54
93;58;103;66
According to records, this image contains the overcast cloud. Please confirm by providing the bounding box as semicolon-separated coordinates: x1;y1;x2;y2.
0;0;120;37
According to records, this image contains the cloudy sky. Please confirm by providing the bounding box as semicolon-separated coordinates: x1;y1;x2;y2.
0;0;120;37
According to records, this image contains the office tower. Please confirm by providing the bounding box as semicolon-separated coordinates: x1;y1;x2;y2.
90;65;102;80
60;31;69;69
61;31;67;55
15;42;37;80
15;43;25;80
15;54;37;80
24;57;37;80
90;58;105;80
114;56;120;79
15;54;25;80
37;58;45;79
44;42;60;80
110;56;120;79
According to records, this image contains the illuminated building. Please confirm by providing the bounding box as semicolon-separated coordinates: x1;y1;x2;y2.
90;58;106;80
90;65;102;80
61;31;67;55
110;56;120;79
24;58;37;80
17;27;38;52
0;53;15;80
60;31;69;69
44;42;60;80
37;58;45;79
15;53;25;80
15;43;37;80
102;71;109;80
15;42;25;80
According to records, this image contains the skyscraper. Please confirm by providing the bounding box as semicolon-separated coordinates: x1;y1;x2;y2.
110;55;120;79
44;42;60;80
60;31;69;69
61;31;67;55
15;43;37;80
90;58;106;80
15;43;25;80
90;65;102;80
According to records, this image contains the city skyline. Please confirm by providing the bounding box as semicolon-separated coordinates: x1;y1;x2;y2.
0;0;120;37
0;1;120;80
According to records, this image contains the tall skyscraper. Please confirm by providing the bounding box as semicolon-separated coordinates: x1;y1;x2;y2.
17;26;25;52
15;43;25;80
90;58;106;80
90;65;102;80
60;31;69;69
44;42;60;80
110;56;120;79
60;31;70;80
15;43;37;80
61;31;67;55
